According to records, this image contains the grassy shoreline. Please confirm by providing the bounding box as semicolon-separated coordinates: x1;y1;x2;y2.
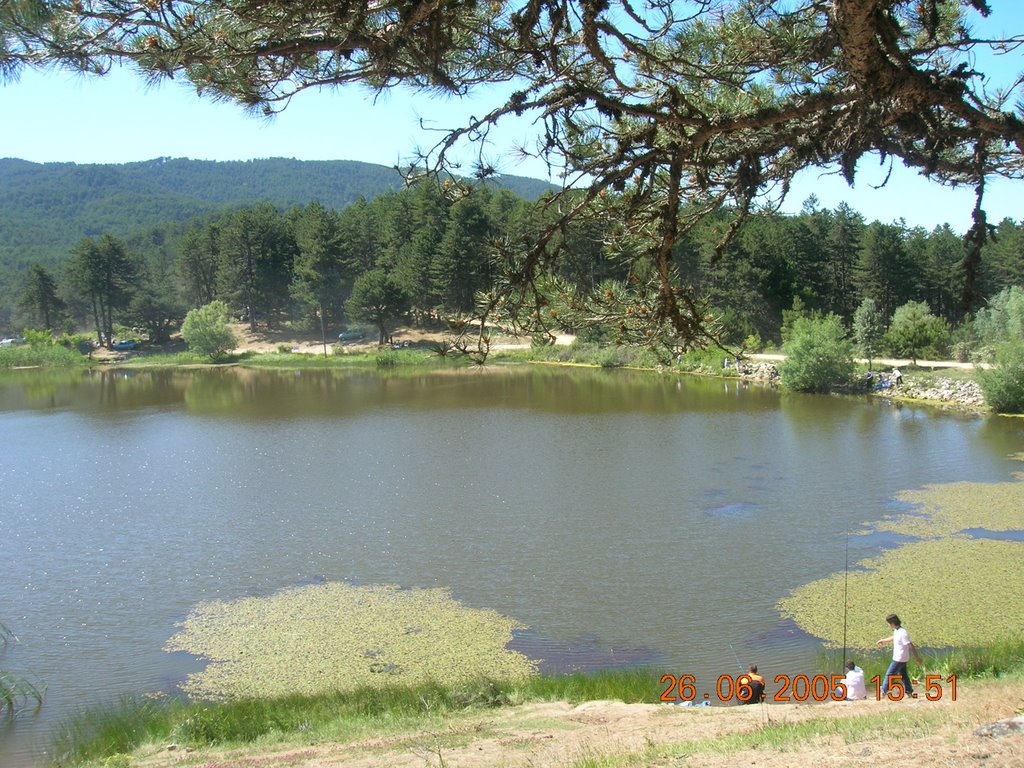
0;339;982;376
51;642;1023;767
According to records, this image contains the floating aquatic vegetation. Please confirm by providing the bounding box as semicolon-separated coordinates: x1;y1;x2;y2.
781;475;1024;648
778;537;1024;648
875;481;1024;538
165;582;536;700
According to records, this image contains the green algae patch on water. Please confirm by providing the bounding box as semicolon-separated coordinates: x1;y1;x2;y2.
165;582;537;700
778;537;1024;648
874;481;1024;538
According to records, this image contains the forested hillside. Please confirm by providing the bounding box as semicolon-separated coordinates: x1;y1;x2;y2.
8;168;1024;358
4;153;1024;375
0;156;553;271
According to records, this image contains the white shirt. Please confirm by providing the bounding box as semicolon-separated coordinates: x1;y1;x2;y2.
843;665;867;700
892;626;912;662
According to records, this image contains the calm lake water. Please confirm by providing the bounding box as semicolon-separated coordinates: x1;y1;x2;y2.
1;365;1021;766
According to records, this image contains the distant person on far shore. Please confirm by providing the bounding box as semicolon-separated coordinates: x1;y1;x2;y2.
892;368;903;387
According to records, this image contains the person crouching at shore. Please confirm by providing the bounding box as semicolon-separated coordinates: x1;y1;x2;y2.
838;659;867;700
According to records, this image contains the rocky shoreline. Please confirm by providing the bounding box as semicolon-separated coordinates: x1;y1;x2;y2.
886;376;986;408
733;361;987;410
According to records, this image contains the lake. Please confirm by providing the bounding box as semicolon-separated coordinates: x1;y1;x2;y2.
1;365;1021;766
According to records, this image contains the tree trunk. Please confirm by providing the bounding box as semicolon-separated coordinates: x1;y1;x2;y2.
91;296;103;346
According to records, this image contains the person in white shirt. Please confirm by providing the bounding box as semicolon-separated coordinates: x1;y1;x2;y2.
876;613;920;696
839;659;867;700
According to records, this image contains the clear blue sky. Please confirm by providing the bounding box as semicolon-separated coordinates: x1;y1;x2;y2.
2;2;1021;233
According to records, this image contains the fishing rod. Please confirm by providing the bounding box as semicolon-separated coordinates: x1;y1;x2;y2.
729;643;744;674
842;532;849;671
731;643;766;709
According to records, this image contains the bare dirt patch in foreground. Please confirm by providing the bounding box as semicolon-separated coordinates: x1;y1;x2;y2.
134;679;1023;768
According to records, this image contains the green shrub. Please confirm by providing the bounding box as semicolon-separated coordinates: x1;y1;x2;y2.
375;349;399;367
21;328;53;347
181;301;237;361
741;333;763;354
780;314;855;393
950;341;972;364
977;342;1024;413
780;297;817;345
676;347;731;374
884;301;950;362
596;348;623;368
973;285;1024;347
55;333;94;353
0;344;83;368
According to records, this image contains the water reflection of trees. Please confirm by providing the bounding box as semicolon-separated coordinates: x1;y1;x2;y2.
0;369;194;413
2;366;795;419
0;365;790;417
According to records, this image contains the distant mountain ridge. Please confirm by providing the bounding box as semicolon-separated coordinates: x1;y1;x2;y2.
0;156;555;270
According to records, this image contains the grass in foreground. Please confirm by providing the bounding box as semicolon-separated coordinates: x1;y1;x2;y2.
568;709;948;768
50;670;656;766
816;637;1024;686
51;645;1024;768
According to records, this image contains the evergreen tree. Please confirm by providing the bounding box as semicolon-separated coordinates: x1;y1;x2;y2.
791;197;832;313
432;191;493;314
290;202;349;328
178;223;222;308
216;205;296;330
65;234;136;346
734;214;798;335
922;224;966;324
130;227;188;343
391;183;450;318
346;269;412;345
856;221;911;321
18;264;65;330
823;203;865;323
682;211;776;343
335;196;382;275
370;189;416;274
885;300;950;363
980;219;1024;298
129;282;185;344
852;297;885;370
